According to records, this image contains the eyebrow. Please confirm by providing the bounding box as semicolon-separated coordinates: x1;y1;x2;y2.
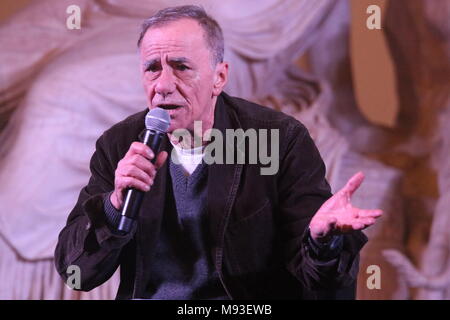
169;57;189;64
143;59;159;69
143;57;191;68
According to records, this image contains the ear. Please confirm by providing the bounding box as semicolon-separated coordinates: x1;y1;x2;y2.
212;62;229;96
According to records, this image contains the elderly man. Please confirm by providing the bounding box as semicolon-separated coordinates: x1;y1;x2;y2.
55;5;382;300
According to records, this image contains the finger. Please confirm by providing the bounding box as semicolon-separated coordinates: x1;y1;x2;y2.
126;142;155;161
356;209;383;218
154;151;168;170
351;217;377;230
120;166;153;186
358;217;376;226
117;176;151;192
125;154;157;177
341;171;365;197
351;222;365;230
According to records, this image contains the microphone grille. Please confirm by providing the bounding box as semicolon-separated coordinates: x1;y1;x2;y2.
145;108;171;133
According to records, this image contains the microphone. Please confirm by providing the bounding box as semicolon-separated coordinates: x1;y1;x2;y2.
117;108;170;233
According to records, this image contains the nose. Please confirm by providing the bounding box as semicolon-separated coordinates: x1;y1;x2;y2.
154;67;176;98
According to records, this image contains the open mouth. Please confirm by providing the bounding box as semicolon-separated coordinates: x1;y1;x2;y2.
157;104;183;110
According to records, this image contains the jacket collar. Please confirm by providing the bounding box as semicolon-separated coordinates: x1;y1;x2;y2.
206;93;243;290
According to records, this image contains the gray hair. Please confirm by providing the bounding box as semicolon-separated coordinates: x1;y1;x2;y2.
137;5;224;65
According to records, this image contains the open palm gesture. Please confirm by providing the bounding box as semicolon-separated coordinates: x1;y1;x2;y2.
309;172;383;242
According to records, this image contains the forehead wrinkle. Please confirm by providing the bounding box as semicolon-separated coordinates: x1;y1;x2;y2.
142;39;187;53
141;48;191;62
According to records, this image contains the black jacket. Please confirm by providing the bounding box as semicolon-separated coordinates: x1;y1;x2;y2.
54;92;367;299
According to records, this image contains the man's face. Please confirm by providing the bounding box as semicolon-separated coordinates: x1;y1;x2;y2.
139;18;228;133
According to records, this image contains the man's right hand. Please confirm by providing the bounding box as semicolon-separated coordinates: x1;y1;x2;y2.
110;142;168;210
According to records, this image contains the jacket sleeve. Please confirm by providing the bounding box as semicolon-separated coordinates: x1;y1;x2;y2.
278;121;368;292
54;133;135;292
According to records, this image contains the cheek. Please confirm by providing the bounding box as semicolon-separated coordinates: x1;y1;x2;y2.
142;78;156;98
189;75;214;101
142;75;153;88
141;76;148;88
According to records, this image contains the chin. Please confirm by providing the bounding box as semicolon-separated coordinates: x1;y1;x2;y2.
168;121;187;134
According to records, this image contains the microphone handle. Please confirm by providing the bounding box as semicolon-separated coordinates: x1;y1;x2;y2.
117;129;164;233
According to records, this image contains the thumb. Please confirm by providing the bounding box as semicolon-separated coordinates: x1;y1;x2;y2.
341;171;365;197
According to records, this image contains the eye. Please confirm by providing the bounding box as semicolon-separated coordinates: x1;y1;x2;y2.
145;62;161;73
146;65;158;72
175;64;189;71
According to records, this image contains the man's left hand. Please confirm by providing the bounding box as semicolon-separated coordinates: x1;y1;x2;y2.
309;172;383;242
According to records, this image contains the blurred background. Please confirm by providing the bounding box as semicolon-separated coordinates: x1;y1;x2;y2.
0;0;449;300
